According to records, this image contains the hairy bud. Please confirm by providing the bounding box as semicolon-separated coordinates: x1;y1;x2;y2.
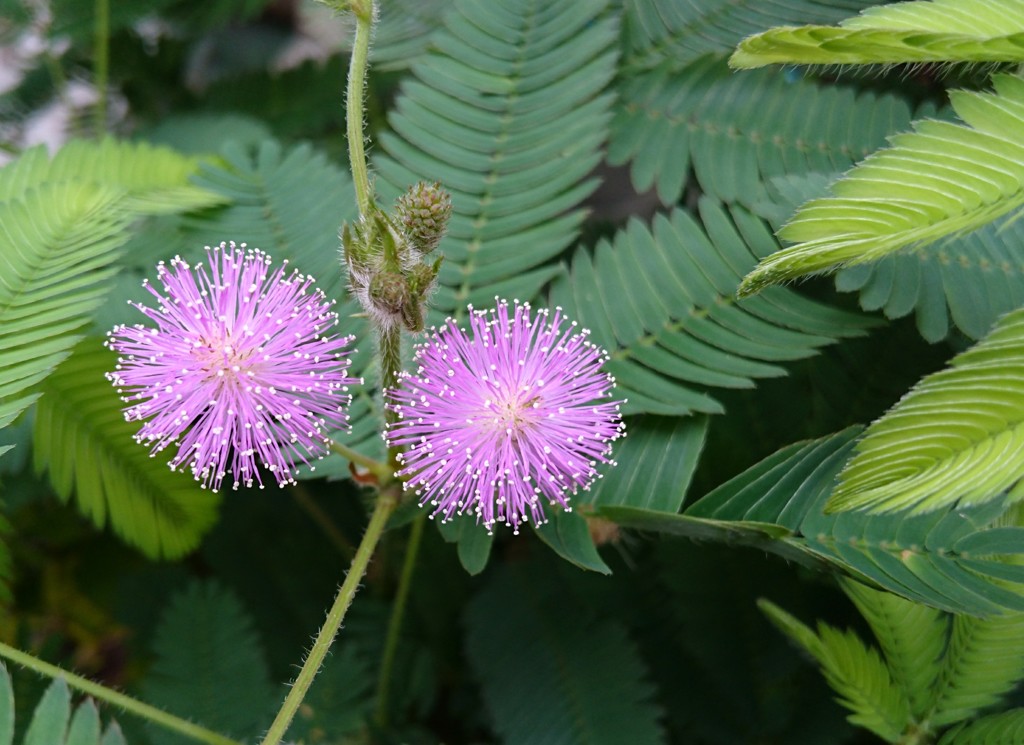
395;181;452;255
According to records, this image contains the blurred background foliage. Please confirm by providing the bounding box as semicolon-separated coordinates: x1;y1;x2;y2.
2;0;1024;742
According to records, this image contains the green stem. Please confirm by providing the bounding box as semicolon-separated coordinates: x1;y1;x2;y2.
260;486;398;745
92;0;109;137
374;513;425;726
0;641;240;745
328;437;392;482
346;0;375;218
379;325;404;473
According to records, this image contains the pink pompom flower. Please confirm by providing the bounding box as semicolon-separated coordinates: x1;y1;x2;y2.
385;299;625;533
106;241;359;491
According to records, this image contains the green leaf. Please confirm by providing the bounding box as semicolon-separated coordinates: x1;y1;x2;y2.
608;54;921;207
0;139;226;214
533;508;611;574
623;0;880;70
740;74;1024;296
33;341;220;559
0;666;12;745
142;580;276;744
605;428;1024;615
938;708;1024;744
731;0;1024;69
587;414;707;512
374;0;619;312
830;306;1024;514
762;171;1024;343
550;201;874;417
437;513;494;575
22;678;70;745
465;564;664;745
759;600;911;742
64;700;100;745
0;182;131;434
929;613;1024;727
840;580;947;718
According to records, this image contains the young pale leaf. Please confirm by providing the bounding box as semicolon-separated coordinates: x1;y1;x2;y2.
840;580;947;718
466;564;664;745
739;74;1024;296
0;183;131;437
64;700;100;745
760;600;912;742
143;581;276;744
830;306;1024;514
937;708;1024;744
928;612;1024;727
731;0;1024;69
33;342;220;559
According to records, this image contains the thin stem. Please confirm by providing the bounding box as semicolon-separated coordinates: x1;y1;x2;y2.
92;0;109;137
0;641;241;745
346;0;375;218
292;485;356;560
261;486;398;745
374;514;425;727
328;437;392;481
379;325;404;473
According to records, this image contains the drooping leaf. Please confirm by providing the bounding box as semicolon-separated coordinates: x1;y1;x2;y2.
33;342;220;559
533;508;611;574
374;0;619;313
830;306;1024;514
142;580;276;744
731;0;1024;69
465;563;664;745
740;74;1024;296
605;428;1024;615
759;600;912;742
550;200;875;417
608;55;921;207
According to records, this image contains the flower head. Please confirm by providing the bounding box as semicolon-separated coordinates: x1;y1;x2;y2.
385;299;625;533
106;241;359;491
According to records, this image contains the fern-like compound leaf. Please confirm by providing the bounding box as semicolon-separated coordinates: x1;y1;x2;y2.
0;183;131;434
142;581;276;744
623;0;880;70
937;708;1024;744
830;306;1024;515
551;200;874;417
740;73;1024;296
604;428;1024;615
608;55;919;207
841;579;947;718
33;342;220;559
759;600;911;742
731;0;1024;69
374;0;618;313
465;564;665;745
928;612;1024;727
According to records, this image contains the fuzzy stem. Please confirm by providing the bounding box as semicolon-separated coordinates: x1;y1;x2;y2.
346;0;375;219
379;325;404;474
92;0;109;136
374;513;425;726
0;641;240;745
260;486;398;745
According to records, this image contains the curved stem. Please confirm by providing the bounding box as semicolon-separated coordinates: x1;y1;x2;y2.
328;437;392;481
92;0;109;136
374;514;426;726
346;0;375;218
0;641;241;745
260;485;398;745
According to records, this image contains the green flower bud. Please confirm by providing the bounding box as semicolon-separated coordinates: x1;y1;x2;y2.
395;181;452;255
